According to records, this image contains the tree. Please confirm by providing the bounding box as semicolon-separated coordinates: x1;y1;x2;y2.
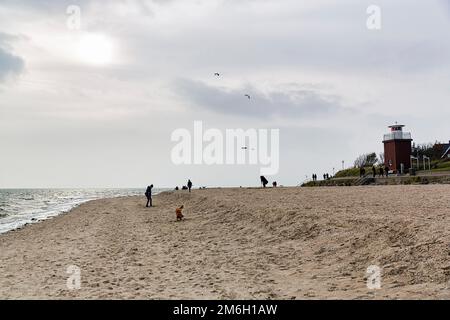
413;142;443;160
378;152;385;165
354;152;378;168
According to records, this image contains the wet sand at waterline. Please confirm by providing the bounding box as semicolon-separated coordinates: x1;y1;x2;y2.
1;185;450;299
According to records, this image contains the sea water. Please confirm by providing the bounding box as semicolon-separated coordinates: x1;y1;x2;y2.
0;188;163;234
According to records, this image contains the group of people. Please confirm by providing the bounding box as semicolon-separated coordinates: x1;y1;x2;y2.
311;173;331;181
145;165;394;219
174;179;193;192
373;165;390;178
145;179;193;208
361;166;390;178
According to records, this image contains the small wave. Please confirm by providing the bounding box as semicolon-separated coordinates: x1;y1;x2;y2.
0;188;151;234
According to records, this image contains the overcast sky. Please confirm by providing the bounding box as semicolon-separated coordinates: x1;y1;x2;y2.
0;0;449;188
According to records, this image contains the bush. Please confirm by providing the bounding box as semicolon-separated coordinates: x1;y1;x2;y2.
354;152;378;168
334;167;373;178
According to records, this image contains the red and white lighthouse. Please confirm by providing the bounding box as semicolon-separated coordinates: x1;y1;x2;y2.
382;124;413;174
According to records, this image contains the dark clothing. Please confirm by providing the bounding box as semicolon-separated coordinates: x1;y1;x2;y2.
260;176;268;187
145;185;153;207
187;180;193;192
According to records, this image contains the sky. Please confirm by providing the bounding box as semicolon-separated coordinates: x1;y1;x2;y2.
0;0;449;188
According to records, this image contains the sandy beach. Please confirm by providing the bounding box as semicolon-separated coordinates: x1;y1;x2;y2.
1;185;450;299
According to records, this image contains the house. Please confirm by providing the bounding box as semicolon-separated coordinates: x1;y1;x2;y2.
443;144;450;159
435;140;450;159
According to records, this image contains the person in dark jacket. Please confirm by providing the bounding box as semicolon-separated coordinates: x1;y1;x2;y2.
260;176;268;188
145;185;153;207
187;179;193;193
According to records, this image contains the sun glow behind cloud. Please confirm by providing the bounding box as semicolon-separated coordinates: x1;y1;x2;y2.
0;0;449;188
75;34;115;66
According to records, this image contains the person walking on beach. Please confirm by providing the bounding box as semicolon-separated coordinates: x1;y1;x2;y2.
145;185;153;207
260;176;268;188
372;166;376;178
187;179;193;193
385;166;389;177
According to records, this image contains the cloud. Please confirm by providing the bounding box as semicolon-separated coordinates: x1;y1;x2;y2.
0;0;448;187
0;33;25;81
173;78;347;119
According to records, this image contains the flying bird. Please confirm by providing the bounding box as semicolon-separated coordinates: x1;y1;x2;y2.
244;94;251;99
214;73;220;76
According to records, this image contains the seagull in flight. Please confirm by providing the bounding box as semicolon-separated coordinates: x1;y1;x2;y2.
244;94;251;99
214;73;220;76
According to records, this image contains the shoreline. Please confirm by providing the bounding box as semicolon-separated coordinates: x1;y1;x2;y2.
0;195;137;236
0;189;166;235
1;185;450;299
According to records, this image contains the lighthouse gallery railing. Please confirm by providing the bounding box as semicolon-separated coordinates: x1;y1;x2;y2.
383;132;412;141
